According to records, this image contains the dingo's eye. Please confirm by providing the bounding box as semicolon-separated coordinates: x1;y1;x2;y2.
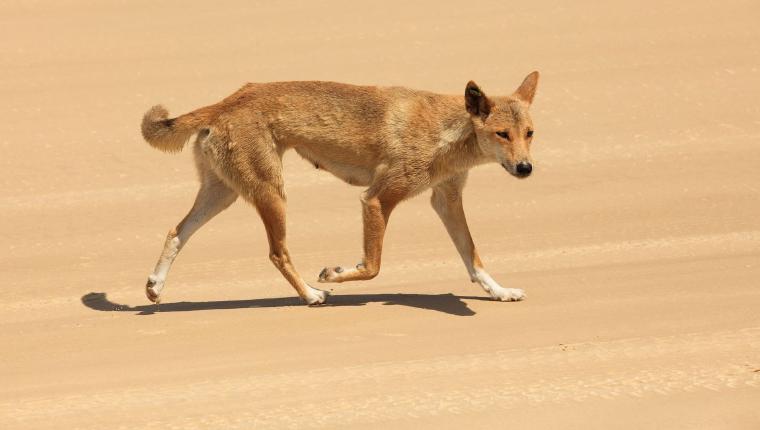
527;130;534;138
496;131;510;140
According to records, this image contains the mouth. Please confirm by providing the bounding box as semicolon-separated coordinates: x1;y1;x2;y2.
501;162;531;179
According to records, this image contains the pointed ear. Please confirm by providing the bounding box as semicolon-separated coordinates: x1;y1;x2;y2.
465;80;493;118
513;71;539;105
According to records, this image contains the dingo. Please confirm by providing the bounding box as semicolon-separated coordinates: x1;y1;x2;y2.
141;72;539;305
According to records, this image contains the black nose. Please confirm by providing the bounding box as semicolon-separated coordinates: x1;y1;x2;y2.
516;162;532;176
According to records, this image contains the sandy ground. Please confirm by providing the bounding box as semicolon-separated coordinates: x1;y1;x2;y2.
1;1;759;428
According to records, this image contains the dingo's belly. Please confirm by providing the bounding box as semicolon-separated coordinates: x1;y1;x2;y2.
293;145;374;187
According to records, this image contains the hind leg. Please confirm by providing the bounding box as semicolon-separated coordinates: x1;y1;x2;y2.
251;184;328;305
146;173;237;303
224;131;328;305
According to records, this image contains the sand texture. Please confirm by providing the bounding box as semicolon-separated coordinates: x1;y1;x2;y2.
1;1;759;428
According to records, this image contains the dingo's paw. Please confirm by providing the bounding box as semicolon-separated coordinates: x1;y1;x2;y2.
304;286;330;306
318;266;345;283
489;287;526;302
145;275;163;304
471;269;525;302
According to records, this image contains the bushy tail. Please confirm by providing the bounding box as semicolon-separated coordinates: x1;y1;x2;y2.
141;105;212;153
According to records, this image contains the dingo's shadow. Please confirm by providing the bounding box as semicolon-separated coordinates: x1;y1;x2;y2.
81;291;491;317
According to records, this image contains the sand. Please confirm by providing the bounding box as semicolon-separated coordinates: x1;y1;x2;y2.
1;1;759;428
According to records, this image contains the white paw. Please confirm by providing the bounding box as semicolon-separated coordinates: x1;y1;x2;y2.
145;274;164;304
489;287;526;302
304;285;330;306
471;269;525;302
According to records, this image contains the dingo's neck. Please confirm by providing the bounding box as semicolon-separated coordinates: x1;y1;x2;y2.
429;112;489;180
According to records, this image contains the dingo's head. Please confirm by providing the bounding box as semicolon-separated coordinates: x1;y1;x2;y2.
465;71;539;178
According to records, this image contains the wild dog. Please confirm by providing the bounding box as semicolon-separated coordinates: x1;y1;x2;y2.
141;72;539;305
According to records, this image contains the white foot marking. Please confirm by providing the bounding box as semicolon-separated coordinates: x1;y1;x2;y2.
145;235;181;303
146;274;164;303
489;286;526;302
304;285;329;305
472;269;525;302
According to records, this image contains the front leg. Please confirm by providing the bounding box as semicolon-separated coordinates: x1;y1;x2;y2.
319;190;398;283
430;174;525;301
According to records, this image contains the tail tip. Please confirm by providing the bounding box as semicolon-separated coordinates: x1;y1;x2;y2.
141;105;173;142
144;105;169;122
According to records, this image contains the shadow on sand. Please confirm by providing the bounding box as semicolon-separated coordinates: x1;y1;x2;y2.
81;291;493;317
